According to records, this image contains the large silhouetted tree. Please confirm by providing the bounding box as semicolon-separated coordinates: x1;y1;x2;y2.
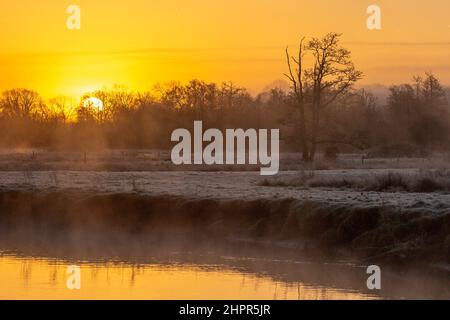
285;33;363;161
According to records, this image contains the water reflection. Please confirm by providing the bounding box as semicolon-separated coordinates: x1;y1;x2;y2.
0;240;448;300
0;254;377;300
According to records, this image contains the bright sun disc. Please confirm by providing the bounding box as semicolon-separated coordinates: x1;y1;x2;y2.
83;97;104;111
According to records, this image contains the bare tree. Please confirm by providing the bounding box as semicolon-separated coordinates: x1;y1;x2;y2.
285;33;363;161
420;72;446;105
285;37;308;160
0;88;42;119
49;96;77;124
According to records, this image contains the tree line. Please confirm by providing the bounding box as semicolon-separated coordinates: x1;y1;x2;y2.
0;33;448;159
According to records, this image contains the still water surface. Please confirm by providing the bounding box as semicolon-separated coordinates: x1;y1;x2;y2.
0;253;379;300
0;246;448;300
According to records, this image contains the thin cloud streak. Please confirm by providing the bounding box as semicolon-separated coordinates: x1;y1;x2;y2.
1;42;449;58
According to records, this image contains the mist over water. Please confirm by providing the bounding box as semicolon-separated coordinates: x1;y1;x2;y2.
0;180;448;300
1;199;449;301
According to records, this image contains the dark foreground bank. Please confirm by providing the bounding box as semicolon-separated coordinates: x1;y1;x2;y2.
0;190;448;267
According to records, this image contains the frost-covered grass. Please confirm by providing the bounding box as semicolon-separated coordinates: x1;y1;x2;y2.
0;149;449;172
0;170;449;210
259;169;450;193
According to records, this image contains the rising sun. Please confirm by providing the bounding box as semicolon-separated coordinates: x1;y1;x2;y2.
83;97;104;111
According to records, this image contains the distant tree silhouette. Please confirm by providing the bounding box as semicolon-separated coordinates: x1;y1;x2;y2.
388;72;449;149
49;96;77;124
0;88;42;119
0;48;448;154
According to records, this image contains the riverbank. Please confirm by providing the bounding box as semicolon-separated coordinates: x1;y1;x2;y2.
0;170;448;268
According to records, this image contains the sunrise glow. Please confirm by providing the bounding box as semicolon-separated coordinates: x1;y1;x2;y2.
0;0;449;98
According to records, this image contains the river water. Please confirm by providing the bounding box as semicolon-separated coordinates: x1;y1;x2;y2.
1;247;448;300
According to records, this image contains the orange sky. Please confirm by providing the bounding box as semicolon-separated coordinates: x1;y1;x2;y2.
0;0;449;97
